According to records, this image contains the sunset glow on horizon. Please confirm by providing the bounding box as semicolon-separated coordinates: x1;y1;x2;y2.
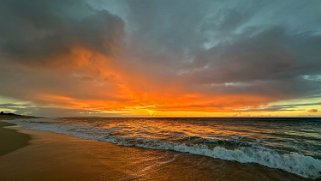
1;0;321;117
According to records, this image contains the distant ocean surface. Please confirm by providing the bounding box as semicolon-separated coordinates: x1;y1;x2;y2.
7;117;321;179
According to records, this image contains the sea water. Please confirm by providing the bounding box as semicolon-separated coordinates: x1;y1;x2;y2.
7;117;321;179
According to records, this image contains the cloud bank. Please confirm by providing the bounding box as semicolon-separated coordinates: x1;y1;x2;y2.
0;0;321;116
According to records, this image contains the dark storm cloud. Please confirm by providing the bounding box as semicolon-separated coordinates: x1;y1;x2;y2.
119;0;321;99
0;0;124;64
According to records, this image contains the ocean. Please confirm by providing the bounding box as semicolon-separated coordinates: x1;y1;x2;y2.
7;117;321;179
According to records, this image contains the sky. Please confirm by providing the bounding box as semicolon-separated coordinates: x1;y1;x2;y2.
0;0;321;117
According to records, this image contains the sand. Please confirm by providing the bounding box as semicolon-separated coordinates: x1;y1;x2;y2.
0;121;314;181
0;121;30;156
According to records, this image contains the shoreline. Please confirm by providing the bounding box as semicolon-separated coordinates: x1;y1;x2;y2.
0;120;317;181
0;123;137;180
0;121;30;156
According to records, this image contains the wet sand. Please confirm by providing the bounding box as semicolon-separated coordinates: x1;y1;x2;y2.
0;123;316;181
0;122;30;156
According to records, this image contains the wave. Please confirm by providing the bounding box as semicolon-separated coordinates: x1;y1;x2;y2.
101;136;321;179
6;119;321;179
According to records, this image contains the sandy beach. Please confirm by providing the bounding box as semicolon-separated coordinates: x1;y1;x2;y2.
0;120;316;181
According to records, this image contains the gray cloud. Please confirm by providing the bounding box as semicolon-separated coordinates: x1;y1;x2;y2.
0;103;116;117
238;102;321;112
0;0;124;64
179;27;321;97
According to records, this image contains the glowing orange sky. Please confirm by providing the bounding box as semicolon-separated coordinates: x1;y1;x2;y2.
16;48;312;117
